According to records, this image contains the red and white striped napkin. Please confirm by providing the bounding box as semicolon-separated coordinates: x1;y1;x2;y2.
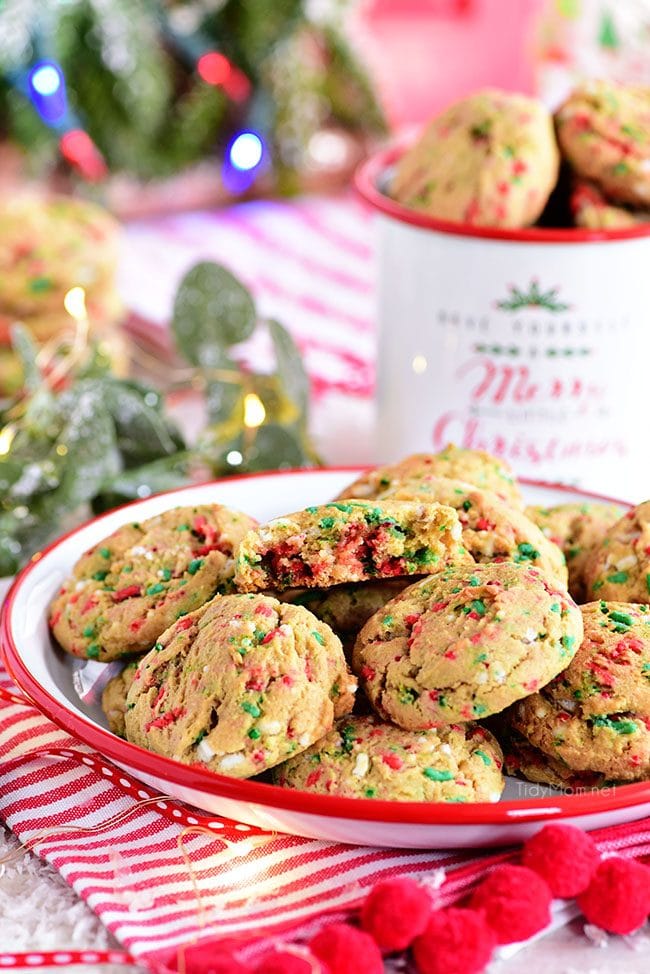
2;664;650;972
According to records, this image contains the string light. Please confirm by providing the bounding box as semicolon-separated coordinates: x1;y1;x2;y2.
63;286;87;321
243;392;266;428
0;425;16;457
229;132;264;171
28;60;67;124
197;52;231;86
59;129;107;181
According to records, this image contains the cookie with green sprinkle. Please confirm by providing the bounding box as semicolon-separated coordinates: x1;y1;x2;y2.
502;729;610;792
526;501;625;602
234;500;470;593
273;713;504;803
124;593;356;779
336;445;523;509
583;501;650;603
382;477;567;588
353;561;582;728
49;504;257;661
510;689;650;782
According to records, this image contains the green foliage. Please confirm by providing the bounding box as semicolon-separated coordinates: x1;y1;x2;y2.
0;261;316;574
0;0;384;181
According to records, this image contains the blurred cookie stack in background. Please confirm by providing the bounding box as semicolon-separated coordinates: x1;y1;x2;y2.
0;194;123;395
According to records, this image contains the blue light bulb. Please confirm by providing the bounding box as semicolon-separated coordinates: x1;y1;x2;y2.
28;60;67;126
229;132;264;171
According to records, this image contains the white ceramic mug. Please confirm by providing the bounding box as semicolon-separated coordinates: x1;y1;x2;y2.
356;146;650;486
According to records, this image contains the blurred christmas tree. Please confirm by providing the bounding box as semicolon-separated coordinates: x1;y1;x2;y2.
0;0;385;187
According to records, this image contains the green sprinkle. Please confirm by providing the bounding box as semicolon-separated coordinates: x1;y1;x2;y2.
187;558;204;575
176;524;190;531
473;703;487;716
423;767;454;782
408;548;438;566
242;701;261;717
475;653;488;663
592;715;637;735
399;686;418;705
306;506;319;514
146;582;165;595
561;635;576;652
646;574;650;595
29;276;53;293
327;502;353;513
474;749;492;766
312;631;325;646
248;727;261;740
82;625;95;638
462;499;472;511
92;570;108;581
468;576;480;587
383;614;394;627
99;547;111;559
607;571;629;584
159;568;172;581
193;730;207;746
340;724;355;754
364;787;377;798
154;642;164;651
122;565;133;573
593;580;604;591
609;610;633;627
516;542;540;562
550;603;560;613
87;643;100;659
470;599;486;616
319;516;336;530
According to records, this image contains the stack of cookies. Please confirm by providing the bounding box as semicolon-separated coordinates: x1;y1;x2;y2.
391;80;650;231
48;446;650;802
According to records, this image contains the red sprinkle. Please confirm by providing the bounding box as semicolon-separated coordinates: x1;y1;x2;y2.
129;618;145;632
113;585;141;603
176;617;193;631
381;752;403;770
145;706;186;732
49;610;62;629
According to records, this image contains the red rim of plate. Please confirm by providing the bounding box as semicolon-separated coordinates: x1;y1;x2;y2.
355;143;650;244
2;467;649;827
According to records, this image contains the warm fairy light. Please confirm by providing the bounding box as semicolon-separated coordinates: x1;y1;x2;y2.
412;354;428;374
64;286;87;321
243;393;266;428
0;425;16;456
226;450;243;466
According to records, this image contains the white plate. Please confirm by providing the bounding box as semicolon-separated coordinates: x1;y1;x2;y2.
3;469;649;848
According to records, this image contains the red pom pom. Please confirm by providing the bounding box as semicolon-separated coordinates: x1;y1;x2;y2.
412;908;496;974
578;857;650;934
360;876;432;951
522;824;600;897
469;864;552;944
255;950;315;974
310;922;383;974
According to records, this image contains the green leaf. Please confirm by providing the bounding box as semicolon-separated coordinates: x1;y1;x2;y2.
54;381;121;509
102;378;185;465
268;319;309;419
243;423;307;472
10;324;42;393
172;262;257;367
92;452;190;513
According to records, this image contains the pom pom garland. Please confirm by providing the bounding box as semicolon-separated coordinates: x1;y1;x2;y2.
412;908;497;974
469;864;552;944
255;950;318;973
577;857;650;935
360;876;432;951
522;824;600;897
309;923;383;974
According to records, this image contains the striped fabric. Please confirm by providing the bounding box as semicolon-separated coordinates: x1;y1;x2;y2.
2;674;650;970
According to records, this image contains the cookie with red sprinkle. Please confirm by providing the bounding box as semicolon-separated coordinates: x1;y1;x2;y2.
353;562;582;728
273;713;504;803
234;500;470;593
124;593;356;778
49;504;257;662
336;445;523;509
583;500;650;603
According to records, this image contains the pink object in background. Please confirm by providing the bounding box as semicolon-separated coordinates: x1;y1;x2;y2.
351;0;546;128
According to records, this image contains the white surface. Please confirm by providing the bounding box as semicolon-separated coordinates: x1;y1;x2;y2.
5;469;650;850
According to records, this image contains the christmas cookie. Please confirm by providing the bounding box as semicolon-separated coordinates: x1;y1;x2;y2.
49;504;257;662
0;194;120;320
353;562;582;728
502;729;609;792
542;601;650;719
556;81;650;207
124;593;356;778
583;501;650;602
337;446;523;509
383;477;567;588
282;579;413;648
234;500;469;593
101;662;137;738
510;690;650;782
273;714;504;803
391;90;559;228
525;501;625;602
570;180;648;230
